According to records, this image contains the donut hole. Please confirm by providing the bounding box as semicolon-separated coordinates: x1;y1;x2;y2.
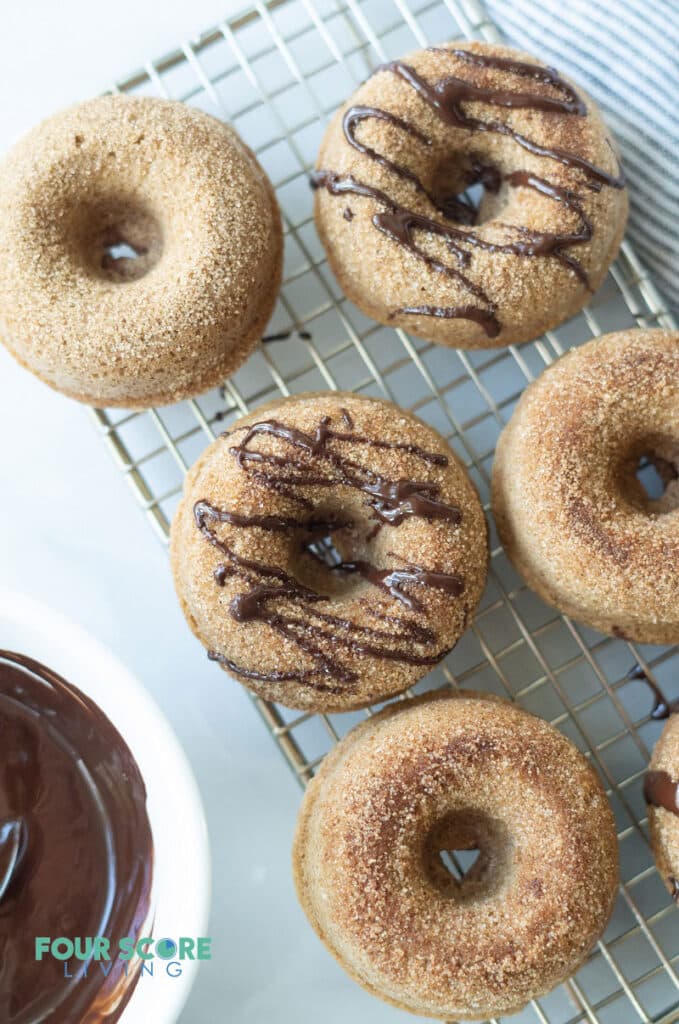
294;510;383;600
423;809;513;901
438;846;481;881
429;154;503;226
305;534;344;570
636;456;672;501
618;438;679;515
75;197;163;282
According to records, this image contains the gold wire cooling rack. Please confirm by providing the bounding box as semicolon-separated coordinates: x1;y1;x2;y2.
89;0;679;1020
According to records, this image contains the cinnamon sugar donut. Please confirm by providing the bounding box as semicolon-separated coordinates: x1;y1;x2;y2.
293;692;619;1019
0;95;282;407
313;41;627;349
645;714;679;906
492;329;679;644
170;393;488;712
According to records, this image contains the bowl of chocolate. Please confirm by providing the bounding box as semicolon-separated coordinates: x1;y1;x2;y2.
0;590;210;1024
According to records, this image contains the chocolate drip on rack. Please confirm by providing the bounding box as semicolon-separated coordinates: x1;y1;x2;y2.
261;329;312;344
627;662;679;720
196;411;466;689
316;48;625;335
669;877;679;902
644;770;679;817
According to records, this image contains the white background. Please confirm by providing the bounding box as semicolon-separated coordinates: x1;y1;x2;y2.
0;1;415;1021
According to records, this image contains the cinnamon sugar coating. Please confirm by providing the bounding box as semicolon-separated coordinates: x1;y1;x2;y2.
647;715;679;903
293;692;618;1019
0;95;282;407
313;41;627;349
492;329;679;644
170;392;488;712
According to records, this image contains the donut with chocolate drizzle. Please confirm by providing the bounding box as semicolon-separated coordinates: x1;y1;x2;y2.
312;40;627;349
170;393;488;712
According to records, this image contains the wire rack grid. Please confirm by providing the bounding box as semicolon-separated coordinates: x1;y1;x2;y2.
89;0;679;1021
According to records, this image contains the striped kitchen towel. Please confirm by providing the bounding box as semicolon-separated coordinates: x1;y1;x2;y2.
486;0;679;304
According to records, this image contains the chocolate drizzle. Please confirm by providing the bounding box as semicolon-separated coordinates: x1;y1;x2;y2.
627;662;679;720
333;559;465;611
315;47;625;336
196;410;466;690
0;651;153;1024
644;770;679;817
426;47;588;116
344;104;477;223
670;877;679;902
228;415;460;526
312;170;501;338
340;407;354;429
382;55;623;187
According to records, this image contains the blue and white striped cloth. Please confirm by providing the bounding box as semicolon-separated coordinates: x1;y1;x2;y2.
487;0;679;303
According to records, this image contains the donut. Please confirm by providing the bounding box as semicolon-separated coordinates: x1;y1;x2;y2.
312;41;627;349
492;329;679;644
645;714;679;906
170;392;488;712
293;691;619;1019
0;95;282;407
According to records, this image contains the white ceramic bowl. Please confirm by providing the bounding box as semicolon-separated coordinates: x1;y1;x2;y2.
0;588;211;1024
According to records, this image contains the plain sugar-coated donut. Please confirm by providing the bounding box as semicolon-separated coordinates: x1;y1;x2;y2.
645;714;679;906
293;691;619;1019
170;392;488;712
492;329;679;644
313;41;627;349
0;95;282;407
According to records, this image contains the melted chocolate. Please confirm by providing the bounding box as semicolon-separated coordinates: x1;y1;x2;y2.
644;770;679;817
362;477;462;525
196;410;466;690
317;48;625;334
670;877;679;902
627;662;679;720
470;160;502;194
0;652;153;1024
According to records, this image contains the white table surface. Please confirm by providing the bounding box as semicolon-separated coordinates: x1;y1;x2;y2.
0;2;416;1021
